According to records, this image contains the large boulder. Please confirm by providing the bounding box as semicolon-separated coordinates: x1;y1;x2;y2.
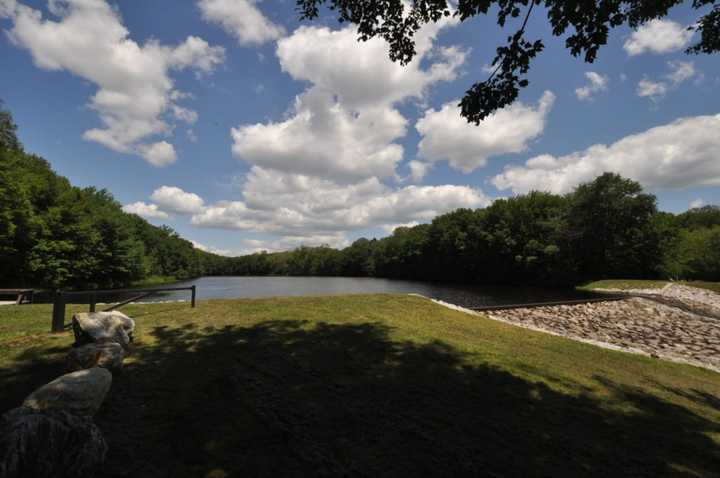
23;367;112;417
72;311;135;350
66;342;125;373
0;407;107;478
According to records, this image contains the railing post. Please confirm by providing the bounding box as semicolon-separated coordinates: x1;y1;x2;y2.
51;290;66;333
89;292;96;312
191;285;196;308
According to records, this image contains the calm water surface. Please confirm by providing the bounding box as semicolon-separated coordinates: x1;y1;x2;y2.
129;276;598;308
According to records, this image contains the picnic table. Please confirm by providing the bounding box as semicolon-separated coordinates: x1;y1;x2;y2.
0;289;34;305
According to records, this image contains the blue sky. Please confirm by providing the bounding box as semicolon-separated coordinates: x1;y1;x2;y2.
1;0;719;255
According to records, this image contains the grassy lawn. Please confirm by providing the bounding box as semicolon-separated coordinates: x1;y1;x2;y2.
2;295;720;477
579;279;670;290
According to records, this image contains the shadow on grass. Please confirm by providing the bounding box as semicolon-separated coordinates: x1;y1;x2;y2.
0;343;70;413
2;319;720;476
78;320;720;477
648;379;720;413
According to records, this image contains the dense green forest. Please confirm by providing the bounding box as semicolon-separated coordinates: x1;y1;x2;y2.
1;103;718;289
215;177;720;285
0;103;226;289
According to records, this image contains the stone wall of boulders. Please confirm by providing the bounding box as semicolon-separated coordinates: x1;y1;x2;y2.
0;311;136;478
429;283;720;373
486;296;720;372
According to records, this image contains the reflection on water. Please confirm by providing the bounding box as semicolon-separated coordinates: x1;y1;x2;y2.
43;276;599;309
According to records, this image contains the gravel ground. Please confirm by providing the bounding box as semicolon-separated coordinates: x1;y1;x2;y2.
432;284;720;373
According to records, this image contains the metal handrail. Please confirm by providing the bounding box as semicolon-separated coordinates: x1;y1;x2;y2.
60;286;195;296
51;285;196;332
0;289;34;305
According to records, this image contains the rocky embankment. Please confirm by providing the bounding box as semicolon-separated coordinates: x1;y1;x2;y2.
481;284;720;372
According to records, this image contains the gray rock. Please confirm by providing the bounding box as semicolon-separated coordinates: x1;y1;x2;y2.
0;407;107;478
66;342;125;373
72;311;135;350
23;367;112;417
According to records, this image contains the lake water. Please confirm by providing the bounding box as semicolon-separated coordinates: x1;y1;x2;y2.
123;276;598;309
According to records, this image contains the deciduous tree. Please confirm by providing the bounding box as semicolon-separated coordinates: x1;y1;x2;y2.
296;0;719;122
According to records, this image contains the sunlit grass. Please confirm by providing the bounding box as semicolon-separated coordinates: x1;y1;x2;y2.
579;279;669;290
580;279;719;296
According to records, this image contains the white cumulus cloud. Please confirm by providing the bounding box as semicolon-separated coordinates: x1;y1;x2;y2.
171;105;199;124
190;167;490;238
492;114;720;194
637;61;698;102
1;0;224;165
407;160;432;182
215;11;479;249
0;0;18;17
198;0;284;45
575;71;609;101
190;239;242;257
666;60;697;84
239;235;350;253
96;4;493;251
689;198;705;209
415;91;555;173
122;201;169;219
150;186;205;214
624;19;694;56
637;79;670;100
231;90;408;181
137;142;177;167
381;222;421;234
230;21;466;182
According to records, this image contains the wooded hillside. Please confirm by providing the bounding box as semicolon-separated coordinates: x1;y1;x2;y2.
0;104;224;289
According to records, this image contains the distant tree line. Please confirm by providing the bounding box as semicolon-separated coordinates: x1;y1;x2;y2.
0;102;224;289
215;174;720;285
2;102;718;289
